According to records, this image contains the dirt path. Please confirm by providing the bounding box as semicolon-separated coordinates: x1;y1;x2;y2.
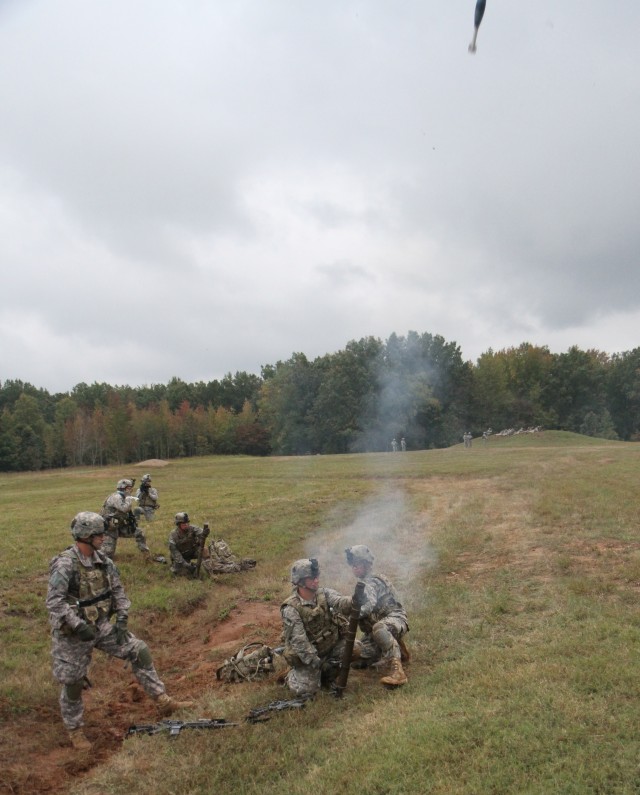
0;600;282;795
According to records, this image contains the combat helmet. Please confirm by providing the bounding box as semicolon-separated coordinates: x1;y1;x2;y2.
175;511;190;525
141;474;152;483
71;511;107;540
345;545;375;567
291;558;320;585
117;478;134;490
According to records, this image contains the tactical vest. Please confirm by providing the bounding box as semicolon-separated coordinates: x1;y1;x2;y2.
170;527;199;558
58;548;114;624
282;589;339;658
101;494;136;536
138;488;157;508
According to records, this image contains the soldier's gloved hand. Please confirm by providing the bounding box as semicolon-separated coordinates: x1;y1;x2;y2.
202;525;210;539
115;615;129;644
75;622;97;642
354;588;368;607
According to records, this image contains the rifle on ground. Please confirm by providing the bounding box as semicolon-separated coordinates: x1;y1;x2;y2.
126;718;237;738
245;696;311;724
333;580;366;698
195;523;210;578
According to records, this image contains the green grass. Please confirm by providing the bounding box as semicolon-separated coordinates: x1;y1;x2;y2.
2;433;640;794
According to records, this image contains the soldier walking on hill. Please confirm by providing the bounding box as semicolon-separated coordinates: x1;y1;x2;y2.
46;512;193;751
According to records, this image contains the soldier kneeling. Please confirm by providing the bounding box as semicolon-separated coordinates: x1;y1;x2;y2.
280;558;355;697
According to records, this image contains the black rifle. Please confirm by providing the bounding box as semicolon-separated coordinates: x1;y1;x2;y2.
126;718;237;738
114;510;140;538
246;696;311;724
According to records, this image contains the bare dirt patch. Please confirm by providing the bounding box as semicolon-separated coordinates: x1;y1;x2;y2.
0;600;281;795
134;460;170;468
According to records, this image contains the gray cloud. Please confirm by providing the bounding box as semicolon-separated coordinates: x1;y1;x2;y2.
1;1;639;392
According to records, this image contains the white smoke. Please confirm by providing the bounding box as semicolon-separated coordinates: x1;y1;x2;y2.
303;486;438;609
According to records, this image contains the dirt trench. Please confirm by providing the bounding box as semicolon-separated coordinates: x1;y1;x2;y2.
0;600;282;795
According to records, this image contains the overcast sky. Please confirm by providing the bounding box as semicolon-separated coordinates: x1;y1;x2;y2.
1;1;638;393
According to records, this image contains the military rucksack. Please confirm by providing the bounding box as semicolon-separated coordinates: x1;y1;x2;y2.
215;642;285;683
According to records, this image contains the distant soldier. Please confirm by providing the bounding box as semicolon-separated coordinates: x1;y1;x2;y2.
204;537;257;574
345;545;409;687
391;438;398;452
46;512;193;750
100;479;149;559
136;474;159;521
280;558;355;697
400;437;407;452
168;512;209;577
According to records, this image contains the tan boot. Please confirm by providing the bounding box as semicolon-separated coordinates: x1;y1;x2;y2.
398;637;411;664
68;727;92;751
156;693;195;716
380;658;408;687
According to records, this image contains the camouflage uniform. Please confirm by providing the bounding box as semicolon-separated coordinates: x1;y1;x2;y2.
136;478;159;522
280;587;352;696
46;545;166;730
203;538;257;574
168;523;207;576
100;487;149;557
357;572;409;665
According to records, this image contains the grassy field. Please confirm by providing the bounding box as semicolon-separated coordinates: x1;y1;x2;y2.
1;431;639;794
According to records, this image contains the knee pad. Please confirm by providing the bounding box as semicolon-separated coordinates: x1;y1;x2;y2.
372;623;394;653
135;642;153;669
64;681;84;702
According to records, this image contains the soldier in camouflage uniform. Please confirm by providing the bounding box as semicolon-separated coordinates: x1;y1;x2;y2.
203;537;257;574
280;558;355;697
168;512;210;577
46;512;193;751
100;479;149;559
136;474;159;522
345;545;409;687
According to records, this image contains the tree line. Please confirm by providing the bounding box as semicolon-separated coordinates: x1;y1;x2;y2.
2;331;639;471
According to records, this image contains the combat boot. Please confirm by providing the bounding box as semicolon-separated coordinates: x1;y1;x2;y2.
68;727;92;751
155;693;195;716
398;637;411;664
380;658;408;687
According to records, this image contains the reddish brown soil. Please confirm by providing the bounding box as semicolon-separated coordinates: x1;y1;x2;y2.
0;600;282;795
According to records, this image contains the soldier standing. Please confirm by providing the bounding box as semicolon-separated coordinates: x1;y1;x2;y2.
100;479;149;559
280;558;355;697
136;474;159;521
345;545;409;687
46;512;193;750
168;512;209;577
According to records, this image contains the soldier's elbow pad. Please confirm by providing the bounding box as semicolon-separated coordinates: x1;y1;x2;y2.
65;681;84;702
